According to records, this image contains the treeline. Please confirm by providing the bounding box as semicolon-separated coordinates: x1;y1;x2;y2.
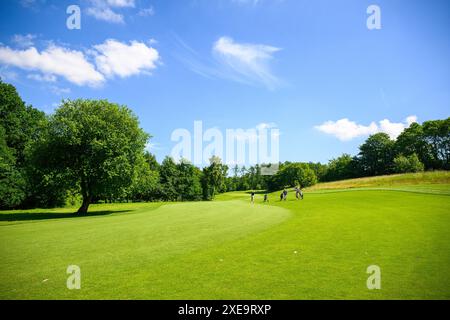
0;80;228;212
319;118;449;182
226;118;449;191
1;80;449;212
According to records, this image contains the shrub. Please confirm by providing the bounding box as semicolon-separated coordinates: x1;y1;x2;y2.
393;153;425;173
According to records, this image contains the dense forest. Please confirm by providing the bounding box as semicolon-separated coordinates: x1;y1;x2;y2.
1;79;449;212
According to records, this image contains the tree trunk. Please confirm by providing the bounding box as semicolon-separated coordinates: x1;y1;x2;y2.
77;195;91;214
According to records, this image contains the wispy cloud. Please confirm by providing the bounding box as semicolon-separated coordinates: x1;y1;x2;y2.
86;0;136;24
138;6;155;17
315;116;418;141
49;85;71;95
11;34;37;48
106;0;135;7
212;36;282;90
175;35;283;90
27;73;56;82
86;6;125;24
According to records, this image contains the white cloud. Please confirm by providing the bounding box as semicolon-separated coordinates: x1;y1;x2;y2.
50;86;71;95
27;73;57;82
212;37;281;90
405;115;418;126
93;39;160;78
106;0;135;7
11;34;36;48
86;7;124;24
86;0;137;24
0;39;161;87
0;45;105;87
315;116;418;141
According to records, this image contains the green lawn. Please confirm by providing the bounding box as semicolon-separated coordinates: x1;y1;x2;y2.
1;175;450;299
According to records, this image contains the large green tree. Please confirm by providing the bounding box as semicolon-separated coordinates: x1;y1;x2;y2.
322;154;360;182
268;162;317;190
0;126;26;208
125;152;160;202
422;118;450;169
176;160;203;201
0;80;48;209
159;156;179;201
35;99;149;213
395;122;432;169
202;156;228;200
358;133;395;176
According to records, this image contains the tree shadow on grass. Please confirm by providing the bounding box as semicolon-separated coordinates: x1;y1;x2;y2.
0;210;132;222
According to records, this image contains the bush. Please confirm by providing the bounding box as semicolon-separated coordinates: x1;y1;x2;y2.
268;163;317;191
393;153;425;173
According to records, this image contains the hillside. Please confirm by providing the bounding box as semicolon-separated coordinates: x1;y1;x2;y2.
305;171;450;195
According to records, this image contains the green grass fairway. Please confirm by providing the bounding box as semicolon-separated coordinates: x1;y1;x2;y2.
1;176;450;299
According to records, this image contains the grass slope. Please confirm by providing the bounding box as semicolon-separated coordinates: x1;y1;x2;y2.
1;173;449;299
306;171;450;194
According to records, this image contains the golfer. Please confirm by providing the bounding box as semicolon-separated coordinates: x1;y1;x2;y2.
251;192;255;203
295;186;300;200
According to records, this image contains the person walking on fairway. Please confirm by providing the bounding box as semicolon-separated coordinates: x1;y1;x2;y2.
299;187;304;200
295;186;300;200
264;193;268;202
251;192;255;203
280;192;283;201
283;189;288;201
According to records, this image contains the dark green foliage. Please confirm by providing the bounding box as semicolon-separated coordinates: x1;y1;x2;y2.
155;156;203;201
0;127;26;208
0;79;52;209
176;160;203;201
321;154;360;182
159;156;179;201
201;156;228;200
35;99;149;213
267;162;317;191
128;153;160;202
422;118;450;169
393;153;425;173
306;162;328;181
358;133;395;176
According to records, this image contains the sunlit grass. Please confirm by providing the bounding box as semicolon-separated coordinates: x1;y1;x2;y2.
1;172;449;299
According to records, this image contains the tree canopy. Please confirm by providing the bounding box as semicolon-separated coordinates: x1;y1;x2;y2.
34;99;149;213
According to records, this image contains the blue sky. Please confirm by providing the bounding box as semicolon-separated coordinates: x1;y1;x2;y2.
0;0;449;165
